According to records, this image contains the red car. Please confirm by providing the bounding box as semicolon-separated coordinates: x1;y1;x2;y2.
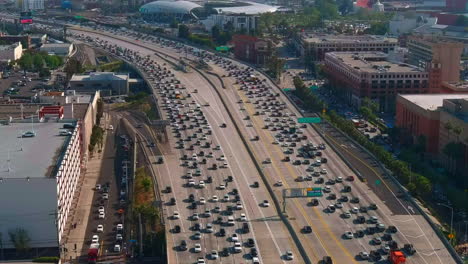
347;176;355;181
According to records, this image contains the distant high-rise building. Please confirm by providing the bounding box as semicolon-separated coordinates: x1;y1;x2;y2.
16;0;44;11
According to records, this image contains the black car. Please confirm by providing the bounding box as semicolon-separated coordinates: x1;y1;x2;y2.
383;233;393;241
356;230;365;237
321;158;328;163
164;186;172;193
310;199;319;206
328;193;337;200
245;238;255;247
369;203;378;210
360;206;368;213
188;194;195;202
170;198;176;205
340;196;349;202
219;228;226;237
192;223;200;231
322;256;332;264
206;176;212;183
242;223;250;233
367;226;376;235
227;176;233;182
232;188;238;195
356;216;366;224
173;225;181;233
191;202;197;209
302;226;312;233
252;181;259;188
316;178;324;184
179;240;187;251
221;247;230;257
250;248;258;257
328;179;336;185
343;185;352;192
388;225;398;233
350;197;359;203
370;250;381;260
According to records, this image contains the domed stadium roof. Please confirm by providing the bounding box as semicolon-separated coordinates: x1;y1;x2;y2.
140;0;202;15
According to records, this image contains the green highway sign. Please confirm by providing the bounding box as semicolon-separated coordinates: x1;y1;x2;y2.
307;187;323;197
283;88;293;92
310;85;319;90
375;180;381;186
298;117;321;123
215;46;230;52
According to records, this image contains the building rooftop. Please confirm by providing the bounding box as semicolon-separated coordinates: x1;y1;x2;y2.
327;52;424;73
70;72;129;82
400;94;468;111
301;34;398;44
0;121;73;179
140;0;202;14
214;1;279;15
40;43;72;48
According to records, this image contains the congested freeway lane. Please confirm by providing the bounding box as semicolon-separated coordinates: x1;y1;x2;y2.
68;25;457;264
69;29;301;264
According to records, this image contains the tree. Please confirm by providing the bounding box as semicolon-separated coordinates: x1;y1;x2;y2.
32;54;44;70
9;228;31;255
338;0;353;15
456;15;468;27
18;53;33;71
142;177;152;192
364;22;389;35
266;54;285;80
64;58;83;80
39;68;51;78
211;25;221;42
178;24;190;39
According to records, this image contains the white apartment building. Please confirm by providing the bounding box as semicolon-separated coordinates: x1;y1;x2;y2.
16;0;44;11
0;42;23;62
0;118;81;252
201;14;259;33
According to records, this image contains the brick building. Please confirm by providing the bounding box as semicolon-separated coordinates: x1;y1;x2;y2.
324;52;429;111
395;94;468;175
407;35;463;92
292;33;398;61
232;35;271;65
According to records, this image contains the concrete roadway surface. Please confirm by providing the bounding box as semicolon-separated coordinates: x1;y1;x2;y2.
205;61;455;264
68;27;456;264
79;114;128;262
69;31;302;263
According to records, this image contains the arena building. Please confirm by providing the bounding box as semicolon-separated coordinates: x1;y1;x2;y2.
139;0;203;22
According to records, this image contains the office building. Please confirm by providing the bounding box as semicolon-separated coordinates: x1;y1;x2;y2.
407;35;463;91
232;35;272;66
16;0;44;11
40;43;74;56
70;72;130;95
201;14;260;34
324;52;429;111
293;33;398;61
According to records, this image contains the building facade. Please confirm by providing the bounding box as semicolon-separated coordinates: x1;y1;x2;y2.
70;72;130;95
293;33;398;61
201;14;259;34
16;0;44;11
407;35;463;89
0;42;23;62
232;34;271;65
324;52;429;111
40;43;74;56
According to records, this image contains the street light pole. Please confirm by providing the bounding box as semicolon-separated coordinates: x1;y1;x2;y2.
438;203;454;243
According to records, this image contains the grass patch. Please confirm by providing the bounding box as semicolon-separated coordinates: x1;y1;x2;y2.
134;167;155;207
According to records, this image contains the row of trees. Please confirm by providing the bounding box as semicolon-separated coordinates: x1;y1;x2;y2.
178;25;214;47
292;81;432;197
292;76;326;112
325;110;432;196
17;52;63;77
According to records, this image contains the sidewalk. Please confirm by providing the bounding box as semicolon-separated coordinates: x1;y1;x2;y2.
63;114;110;263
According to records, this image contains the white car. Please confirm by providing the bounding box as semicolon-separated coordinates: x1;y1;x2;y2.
108;125;113;130
114;244;121;252
252;257;260;264
95;184;101;191
173;211;180;219
336;176;343;182
211;250;219;259
359;251;369;260
199;197;206;204
235;202;243;210
98;212;105;219
335;202;343;208
262;200;270;207
285;250;294;260
192;213;199;220
194;243;202;253
264;158;271;163
211;195;218;202
98;206;105;214
91;235;99;244
233;242;242;253
223;194;230;202
343;212;351;218
102;193;109;200
344;231;353;239
117;224;123;231
239;213;247;222
275;181;283;186
206;223;214;233
231;233;239;242
116;234;123;241
323;186;331;193
96;225;104;232
204;209;212;217
218;184;226;190
197;257;205;264
321;169;327;174
198;181;205;188
351;207;359;214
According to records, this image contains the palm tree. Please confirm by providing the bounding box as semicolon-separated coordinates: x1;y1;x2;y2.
9;228;31;256
452;126;463;142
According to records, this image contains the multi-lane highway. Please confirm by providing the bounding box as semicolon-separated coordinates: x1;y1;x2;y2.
6;14;456;263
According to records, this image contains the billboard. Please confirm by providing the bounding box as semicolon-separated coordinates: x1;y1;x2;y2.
20;11;33;24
